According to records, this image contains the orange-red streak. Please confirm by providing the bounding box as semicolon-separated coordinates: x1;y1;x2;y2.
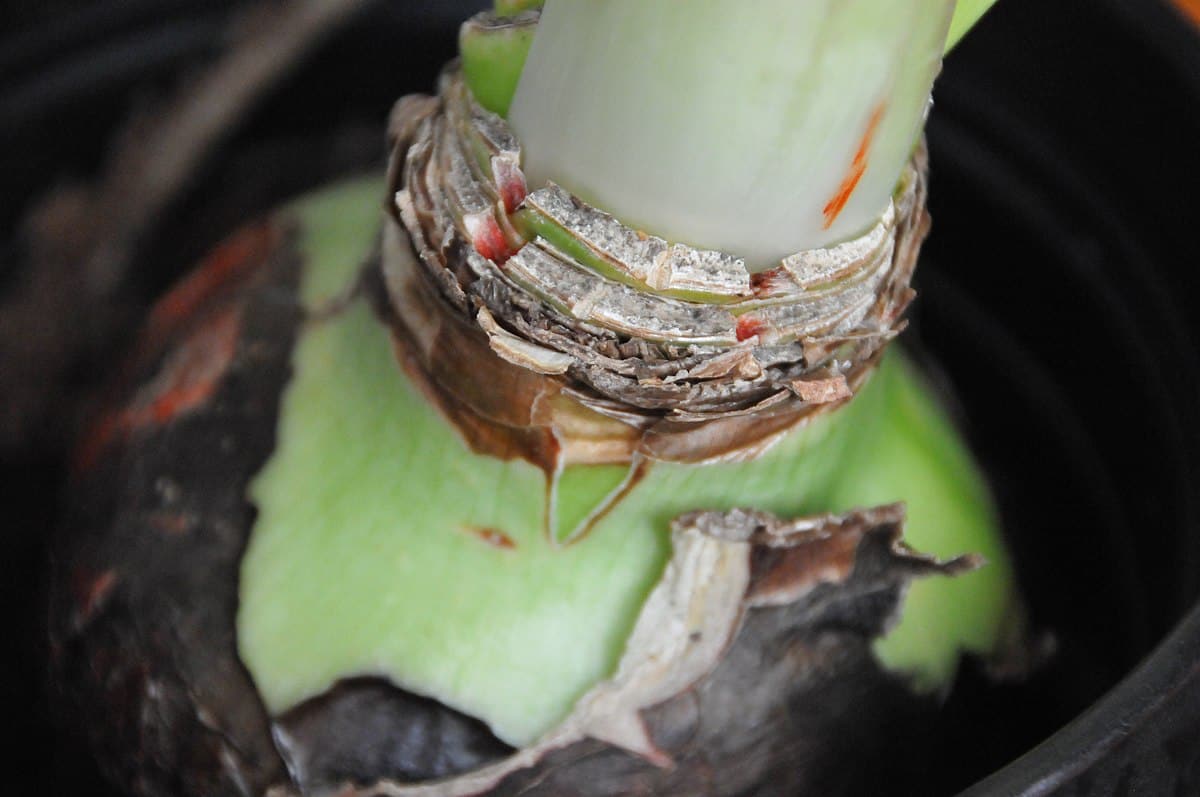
822;103;887;230
74;224;276;472
1176;0;1200;25
75;307;242;470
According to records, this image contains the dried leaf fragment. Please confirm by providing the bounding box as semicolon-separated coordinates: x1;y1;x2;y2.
305;504;978;797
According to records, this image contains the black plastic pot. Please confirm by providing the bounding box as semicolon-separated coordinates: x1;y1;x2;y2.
4;0;1199;794
924;1;1200;792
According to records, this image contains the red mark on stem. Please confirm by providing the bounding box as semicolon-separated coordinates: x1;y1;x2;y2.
736;316;767;342
822;103;887;230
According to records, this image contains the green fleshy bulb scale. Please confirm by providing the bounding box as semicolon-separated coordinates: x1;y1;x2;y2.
237;177;1020;747
460;14;536;118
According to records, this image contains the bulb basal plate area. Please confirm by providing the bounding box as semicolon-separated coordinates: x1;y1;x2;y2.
384;71;929;466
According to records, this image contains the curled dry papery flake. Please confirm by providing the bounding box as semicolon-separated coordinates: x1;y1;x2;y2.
382;74;929;465
268;504;978;797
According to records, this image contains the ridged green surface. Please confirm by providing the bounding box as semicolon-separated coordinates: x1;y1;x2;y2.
238;177;1017;746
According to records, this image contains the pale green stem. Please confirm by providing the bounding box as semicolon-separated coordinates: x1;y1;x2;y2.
508;0;955;266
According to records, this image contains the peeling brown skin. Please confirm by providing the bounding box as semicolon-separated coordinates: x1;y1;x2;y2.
306;506;976;797
368;263;565;474
49;222;303;797
535;539;942;795
50;218;521;797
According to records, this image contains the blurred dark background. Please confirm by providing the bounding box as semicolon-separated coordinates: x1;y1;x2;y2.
3;0;1200;794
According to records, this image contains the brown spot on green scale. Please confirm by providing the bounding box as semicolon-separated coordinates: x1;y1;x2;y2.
464;526;517;550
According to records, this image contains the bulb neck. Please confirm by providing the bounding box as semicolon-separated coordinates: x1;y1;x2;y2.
379;72;930;467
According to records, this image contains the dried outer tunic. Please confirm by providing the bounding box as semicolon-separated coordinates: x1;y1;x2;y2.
383;71;929;465
48;223;303;797
266;504;980;796
47;219;521;796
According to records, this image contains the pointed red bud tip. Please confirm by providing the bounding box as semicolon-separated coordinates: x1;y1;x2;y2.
493;157;528;214
751;267;788;298
465;212;513;264
736;315;767;342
